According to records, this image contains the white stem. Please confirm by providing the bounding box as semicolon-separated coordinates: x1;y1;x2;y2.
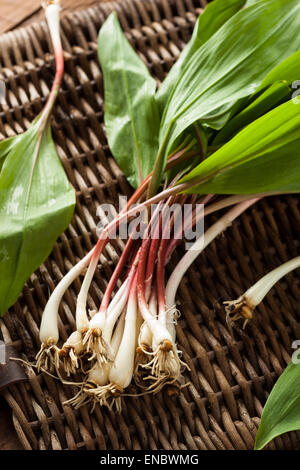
109;290;137;390
107;280;128;316
40;191;123;344
44;2;62;52
149;293;157;317
63;330;83;355
140;295;156;348
88;363;110;386
204;194;255;215
245;256;300;306
102;290;129;344
158;302;167;328
135;310;144;346
165;198;259;309
39;231;92;344
89;310;106;330
76;251;99;332
39;310;59;345
85;282;129;363
139;322;153;349
111;312;125;357
139;299;173;348
166;307;177;344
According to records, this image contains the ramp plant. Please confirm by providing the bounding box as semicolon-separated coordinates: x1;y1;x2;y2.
0;0;75;316
2;0;298;445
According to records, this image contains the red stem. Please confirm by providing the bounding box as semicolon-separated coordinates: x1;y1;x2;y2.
155;195;188;318
156;241;168;321
39;34;64;129
136;202;166;318
98;231;137;313
165;194;213;261
144;214;162;301
137;234;152;316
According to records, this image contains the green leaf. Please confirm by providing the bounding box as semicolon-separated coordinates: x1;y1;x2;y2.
257;50;300;91
179;99;300;195
0;119;75;315
158;0;300;180
156;0;246;115
98;12;160;189
255;358;300;450
0;134;23;172
245;0;261;5
213;80;291;145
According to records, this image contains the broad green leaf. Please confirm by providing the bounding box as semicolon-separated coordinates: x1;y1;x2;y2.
158;0;300;183
257;50;300;91
245;0;262;5
179;99;300;195
0;119;75;315
255;358;300;450
0;120;41;172
156;0;246;115
0;134;23;172
213;80;291;144
98;12;160;189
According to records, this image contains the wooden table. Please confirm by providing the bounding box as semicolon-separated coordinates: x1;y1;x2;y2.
0;0;107;450
0;0;112;34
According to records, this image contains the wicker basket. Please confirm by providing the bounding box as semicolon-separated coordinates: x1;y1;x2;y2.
0;0;299;450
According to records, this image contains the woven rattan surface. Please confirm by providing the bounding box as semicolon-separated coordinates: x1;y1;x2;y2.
0;0;300;451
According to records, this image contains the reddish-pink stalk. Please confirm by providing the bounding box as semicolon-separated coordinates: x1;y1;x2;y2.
136;238;152;322
106;246;140;330
77;172;151;306
144;197;179;300
121;249;140;303
144;213;163;301
136;202;170;321
74;144;202;283
156;241;169;323
164;194;213;261
98;189;208;318
155;194;191;321
39;2;64;129
98;228;139;314
95;144;195;302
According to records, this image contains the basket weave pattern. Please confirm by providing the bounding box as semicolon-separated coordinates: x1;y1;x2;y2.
0;0;300;450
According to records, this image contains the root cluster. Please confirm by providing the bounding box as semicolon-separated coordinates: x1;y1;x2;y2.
35;331;187;413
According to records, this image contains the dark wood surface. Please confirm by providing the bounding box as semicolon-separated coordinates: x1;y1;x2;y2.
0;0;105;450
0;0;110;34
0;397;23;450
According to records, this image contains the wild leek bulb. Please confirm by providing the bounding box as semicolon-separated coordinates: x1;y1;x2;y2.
224;256;300;329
